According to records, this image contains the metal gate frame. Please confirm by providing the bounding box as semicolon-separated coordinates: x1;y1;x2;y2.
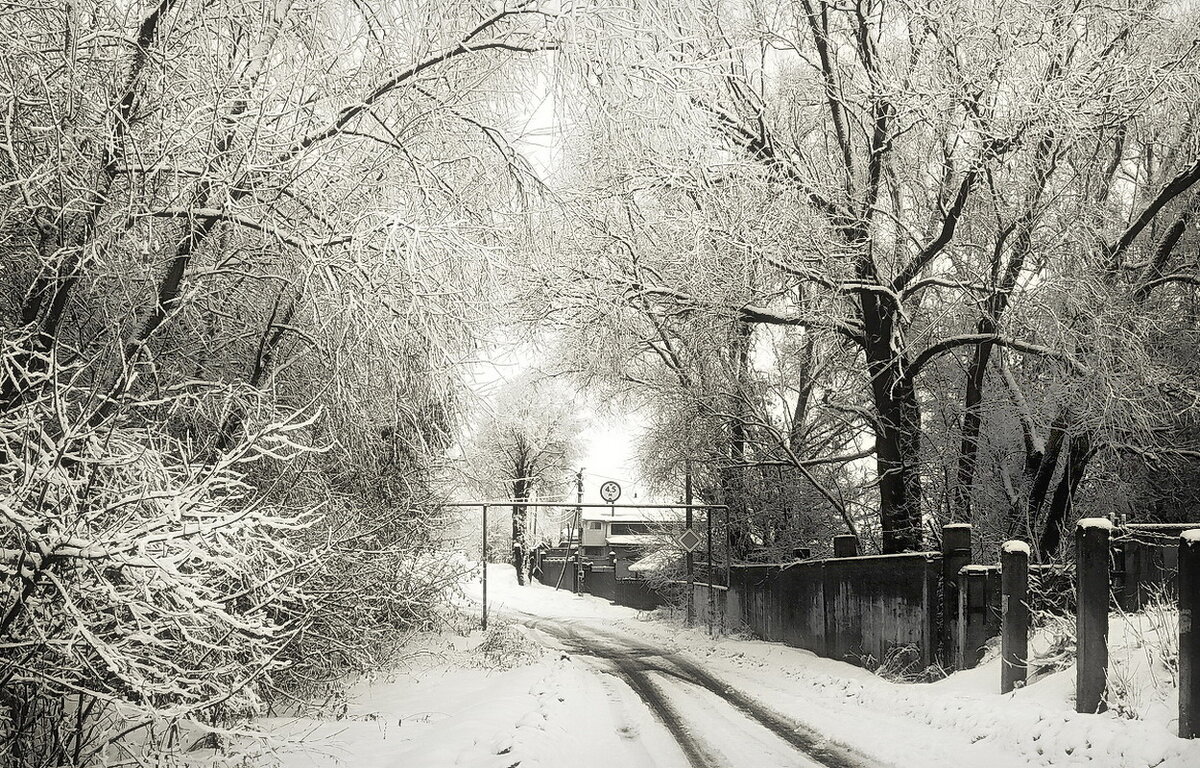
443;501;729;631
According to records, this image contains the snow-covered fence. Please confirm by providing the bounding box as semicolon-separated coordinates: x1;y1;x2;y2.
957;565;1000;669
942;524;974;664
1115;526;1184;610
699;551;944;672
586;565;618;601
582;565;665;610
692;581;729;629
533;554;665;610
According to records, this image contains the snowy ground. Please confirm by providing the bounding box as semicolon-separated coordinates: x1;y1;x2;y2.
259;565;1200;768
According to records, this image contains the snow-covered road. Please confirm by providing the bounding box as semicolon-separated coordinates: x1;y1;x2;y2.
261;564;1200;768
517;612;853;768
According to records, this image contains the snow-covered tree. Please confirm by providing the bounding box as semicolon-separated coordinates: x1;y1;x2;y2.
462;374;583;584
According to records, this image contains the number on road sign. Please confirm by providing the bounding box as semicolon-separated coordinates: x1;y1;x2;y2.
600;481;621;503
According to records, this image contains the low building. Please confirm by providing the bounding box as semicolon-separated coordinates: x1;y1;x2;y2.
578;509;683;575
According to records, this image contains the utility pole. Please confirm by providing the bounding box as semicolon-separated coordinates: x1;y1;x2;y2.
685;461;694;627
574;468;584;593
530;485;538;541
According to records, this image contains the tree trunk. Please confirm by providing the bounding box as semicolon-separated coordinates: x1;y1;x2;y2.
1009;414;1068;542
0;0;179;415
1036;434;1093;559
512;475;528;586
216;291;296;451
862;296;923;553
511;504;526;586
727;321;751;558
952;134;1057;521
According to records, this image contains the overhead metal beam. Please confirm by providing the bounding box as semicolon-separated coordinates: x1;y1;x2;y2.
441;501;728;510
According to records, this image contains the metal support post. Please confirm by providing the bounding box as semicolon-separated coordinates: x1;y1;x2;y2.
482;504;488;632
685;465;694;627
707;509;714;636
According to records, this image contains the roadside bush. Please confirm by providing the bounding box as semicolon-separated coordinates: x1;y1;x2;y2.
0;372;318;765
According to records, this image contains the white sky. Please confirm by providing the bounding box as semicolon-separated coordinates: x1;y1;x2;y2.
459;336;661;507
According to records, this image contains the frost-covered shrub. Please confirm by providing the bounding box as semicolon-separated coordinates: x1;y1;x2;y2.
1107;586;1179;720
0;379;319;765
474;622;542;669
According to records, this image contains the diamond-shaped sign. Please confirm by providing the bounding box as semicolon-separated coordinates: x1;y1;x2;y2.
677;528;703;552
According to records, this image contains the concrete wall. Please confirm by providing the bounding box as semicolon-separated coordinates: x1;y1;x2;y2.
824;553;940;667
730;563;826;653
584;565;664;610
615;579;664;611
693;582;728;629
694;553;942;671
587;566;617;600
1117;539;1180;610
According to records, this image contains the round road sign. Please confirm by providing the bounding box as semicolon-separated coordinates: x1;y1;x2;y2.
599;481;622;503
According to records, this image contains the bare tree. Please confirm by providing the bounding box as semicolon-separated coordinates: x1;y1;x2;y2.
461;374;582;585
545;0;1200;554
0;0;583;761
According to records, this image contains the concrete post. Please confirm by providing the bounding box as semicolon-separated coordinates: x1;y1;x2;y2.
832;535;859;558
1076;518;1112;714
1001;541;1030;693
942;524;973;666
1181;530;1200;738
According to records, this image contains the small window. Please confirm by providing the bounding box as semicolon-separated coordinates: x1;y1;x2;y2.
588;522;603;530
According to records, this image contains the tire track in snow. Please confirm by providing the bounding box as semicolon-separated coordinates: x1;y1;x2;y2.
609;658;721;768
519;613;882;768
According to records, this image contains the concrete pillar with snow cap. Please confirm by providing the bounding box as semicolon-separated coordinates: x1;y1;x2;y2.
1181;529;1200;738
1000;540;1030;693
1076;517;1112;714
942;523;973;666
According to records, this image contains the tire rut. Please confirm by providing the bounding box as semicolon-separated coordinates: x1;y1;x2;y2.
518;614;884;768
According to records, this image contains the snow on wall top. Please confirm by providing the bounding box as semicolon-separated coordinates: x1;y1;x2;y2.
943;523;971;529
1077;517;1113;531
1182;529;1200;543
961;564;993;573
1001;540;1030;555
